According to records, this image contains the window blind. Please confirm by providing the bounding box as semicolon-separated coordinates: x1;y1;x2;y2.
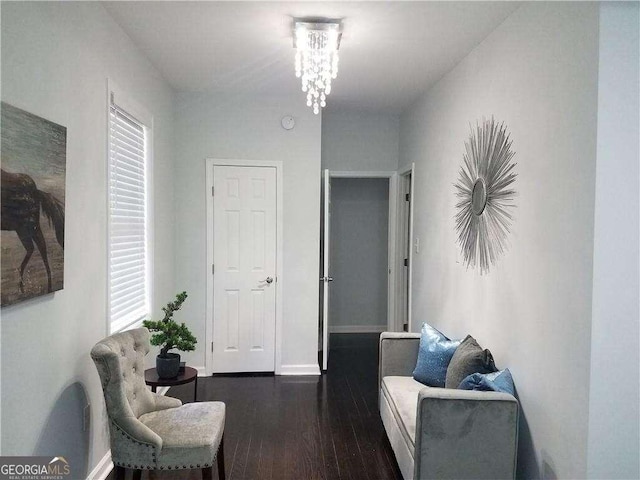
108;101;149;333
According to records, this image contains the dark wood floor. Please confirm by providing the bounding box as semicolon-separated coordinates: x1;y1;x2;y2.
109;333;401;480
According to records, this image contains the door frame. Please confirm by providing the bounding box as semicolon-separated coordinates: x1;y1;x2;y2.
205;158;284;375
396;163;415;332
324;170;399;333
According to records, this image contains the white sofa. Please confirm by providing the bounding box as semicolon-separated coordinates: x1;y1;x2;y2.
379;332;519;480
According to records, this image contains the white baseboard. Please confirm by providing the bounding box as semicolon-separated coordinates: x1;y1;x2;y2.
329;325;386;334
195;366;207;377
279;364;321;376
86;450;113;480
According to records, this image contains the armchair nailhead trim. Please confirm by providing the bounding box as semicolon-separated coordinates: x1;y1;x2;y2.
110;420;159;468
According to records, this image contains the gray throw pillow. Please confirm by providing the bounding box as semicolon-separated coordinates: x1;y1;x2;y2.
445;335;497;389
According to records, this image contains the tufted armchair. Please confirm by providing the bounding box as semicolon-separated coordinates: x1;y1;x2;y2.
91;327;225;480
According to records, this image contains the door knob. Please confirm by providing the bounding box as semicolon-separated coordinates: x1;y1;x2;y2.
261;277;274;284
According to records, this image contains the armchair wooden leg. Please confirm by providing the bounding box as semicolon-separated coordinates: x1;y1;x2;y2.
202;466;213;480
217;436;226;480
114;466;125;480
132;469;142;480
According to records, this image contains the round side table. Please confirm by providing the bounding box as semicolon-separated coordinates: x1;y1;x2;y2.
144;366;198;402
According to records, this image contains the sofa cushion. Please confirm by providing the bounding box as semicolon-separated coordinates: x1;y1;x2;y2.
381;376;427;450
445;335;497;389
413;323;460;387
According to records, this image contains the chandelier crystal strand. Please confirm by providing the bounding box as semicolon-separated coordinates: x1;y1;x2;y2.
294;23;341;114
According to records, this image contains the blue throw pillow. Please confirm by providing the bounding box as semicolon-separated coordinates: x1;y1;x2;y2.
458;369;515;396
412;323;461;387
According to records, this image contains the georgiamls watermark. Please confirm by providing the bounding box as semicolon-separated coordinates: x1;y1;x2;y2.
0;457;71;480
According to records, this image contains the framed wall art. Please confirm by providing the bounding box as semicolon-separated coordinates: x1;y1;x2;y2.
1;102;66;306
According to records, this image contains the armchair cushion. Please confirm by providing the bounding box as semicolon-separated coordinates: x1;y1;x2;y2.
139;402;225;468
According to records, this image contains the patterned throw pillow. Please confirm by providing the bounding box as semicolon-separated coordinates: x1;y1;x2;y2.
412;323;460;387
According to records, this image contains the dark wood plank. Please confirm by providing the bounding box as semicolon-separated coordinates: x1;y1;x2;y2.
316;378;340;480
255;387;276;480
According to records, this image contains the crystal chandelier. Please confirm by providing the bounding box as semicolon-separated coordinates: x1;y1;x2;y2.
294;21;342;114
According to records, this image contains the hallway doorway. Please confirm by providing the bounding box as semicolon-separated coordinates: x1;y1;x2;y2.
320;170;400;371
329;177;389;334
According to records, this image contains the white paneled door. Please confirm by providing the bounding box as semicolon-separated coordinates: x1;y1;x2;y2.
212;165;277;372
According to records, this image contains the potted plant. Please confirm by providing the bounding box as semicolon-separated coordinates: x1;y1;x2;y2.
143;291;197;379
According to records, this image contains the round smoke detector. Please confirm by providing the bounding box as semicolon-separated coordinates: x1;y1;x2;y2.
281;115;295;130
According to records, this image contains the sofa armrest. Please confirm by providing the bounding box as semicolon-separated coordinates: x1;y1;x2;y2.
414;388;519;479
378;332;421;396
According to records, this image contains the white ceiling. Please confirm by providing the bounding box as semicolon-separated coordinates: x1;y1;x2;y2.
103;1;520;113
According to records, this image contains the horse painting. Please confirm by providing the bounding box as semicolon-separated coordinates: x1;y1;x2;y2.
1;101;67;306
1;169;65;294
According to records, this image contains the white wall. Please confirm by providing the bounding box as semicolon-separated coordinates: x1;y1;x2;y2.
587;3;640;479
322;110;399;171
398;3;599;478
330;178;389;332
0;2;175;475
174;92;321;374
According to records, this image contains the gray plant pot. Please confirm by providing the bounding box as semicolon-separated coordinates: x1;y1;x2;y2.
156;353;181;379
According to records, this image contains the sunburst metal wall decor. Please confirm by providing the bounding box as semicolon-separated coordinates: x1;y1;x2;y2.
454;118;517;274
